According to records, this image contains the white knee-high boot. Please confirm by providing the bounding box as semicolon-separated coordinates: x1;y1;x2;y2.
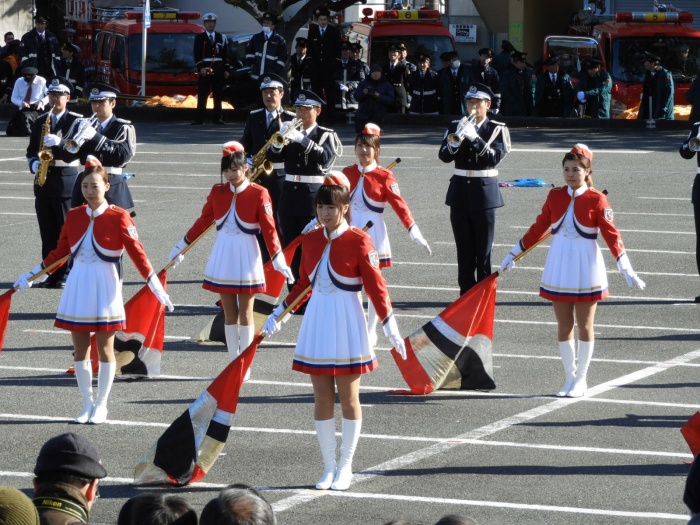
224;324;239;362
89;361;116;424
556;340;577;397
314;418;337;490
239;324;255;381
568;340;594;398
74;360;94;424
331;418;362;491
367;302;378;350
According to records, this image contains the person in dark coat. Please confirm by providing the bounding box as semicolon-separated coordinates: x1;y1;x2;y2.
675;44;700;81
439;51;472;115
334;42;365;112
678;122;700;303
192;13;229;125
438;82;510;294
638;51;674;120
407;54;440;114
492;40;515;76
534;55;574;117
0;39;21;103
354;64;395;132
245;12;287;81
687;74;700;123
53;43;85;99
289;37;311;101
499;50;534;117
470;47;501;114
384;44;410;114
307;7;342;110
576;58;611;119
351;42;370;76
20;15;59;79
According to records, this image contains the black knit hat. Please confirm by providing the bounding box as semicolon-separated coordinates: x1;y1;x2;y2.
34;433;107;479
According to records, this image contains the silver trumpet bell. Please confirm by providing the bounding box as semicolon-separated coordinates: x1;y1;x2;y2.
690;134;700;152
64;113;98;154
446;111;477;149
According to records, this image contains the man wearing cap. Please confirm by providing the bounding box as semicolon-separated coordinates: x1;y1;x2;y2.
407;54;439;114
25;76;82;289
492;40;515;76
384;45;410;114
534;54;573;118
69;83;137;213
438;82;510;295
20;16;59;80
639;51;674;120
470;47;501;114
439;51;472;115
676;44;699;80
499;50;534;116
354;64;395;132
266;89;341;286
307;7;342;111
7;67;47;136
350;42;370;77
240;73;296;260
334;42;365;112
575;58;611;119
289;37;310;101
54;43;85;99
246;12;287;82
192;13;229;125
32;432;107;524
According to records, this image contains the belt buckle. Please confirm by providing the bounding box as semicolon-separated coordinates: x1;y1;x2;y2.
293;175;301;182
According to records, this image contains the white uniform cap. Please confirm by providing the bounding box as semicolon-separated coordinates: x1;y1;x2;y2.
202;13;217;21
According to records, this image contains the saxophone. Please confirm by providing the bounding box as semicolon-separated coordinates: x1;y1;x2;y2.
36;107;53;186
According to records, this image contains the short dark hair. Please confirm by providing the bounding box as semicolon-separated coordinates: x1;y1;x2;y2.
118;493;197;525
34;471;93;490
4;32;13;39
200;484;275;525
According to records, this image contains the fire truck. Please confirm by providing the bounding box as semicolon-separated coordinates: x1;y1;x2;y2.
543;10;700;116
65;0;204;97
346;8;456;71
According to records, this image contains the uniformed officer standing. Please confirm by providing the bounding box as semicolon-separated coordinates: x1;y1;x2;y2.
266;89;341;285
25;76;82;288
439;51;472;115
240;73;296;260
438;83;510;295
53;43;85;100
334;42;365;112
407;54;440;114
69;83;137;214
245;12;287;81
307;7;342;110
289;37;311;101
499;50;534;117
20;15;59;80
192;13;229;125
679;122;700;303
534;55;573;117
384;44;410;113
470;47;501;114
351;42;370;76
638;51;674;120
575;58;611;119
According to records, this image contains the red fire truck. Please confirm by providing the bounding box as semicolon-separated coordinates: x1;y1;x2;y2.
347;8;456;71
544;10;700;116
65;0;204;97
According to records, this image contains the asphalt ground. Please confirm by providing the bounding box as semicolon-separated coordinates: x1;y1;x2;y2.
0;118;699;525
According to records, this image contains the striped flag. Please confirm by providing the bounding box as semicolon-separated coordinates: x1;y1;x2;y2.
0;289;15;351
682;412;700;458
390;273;498;394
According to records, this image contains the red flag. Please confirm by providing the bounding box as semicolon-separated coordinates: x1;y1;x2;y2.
682;412;700;458
133;335;260;486
390;273;498;395
0;289;16;351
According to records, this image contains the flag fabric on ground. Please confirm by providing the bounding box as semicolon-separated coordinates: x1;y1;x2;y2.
390;273;498;395
0;289;15;351
133;335;260;486
682;412;700;457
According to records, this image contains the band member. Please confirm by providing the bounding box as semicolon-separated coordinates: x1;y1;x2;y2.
240;73;296;260
535;55;573;118
168;142;292;377
53;43;85;99
638;51;674;120
438;83;510;295
499;145;645;397
343;123;431;347
69;83;137;214
192;13;229;125
679;124;700;303
266;89;341;287
26;76;82;288
407;54;440;115
20;15;59;79
307;7;342;110
245;12;287;81
384;44;410;113
289;37;311;101
334;42;365;112
262;176;407;491
14;156;173;424
470;47;501;114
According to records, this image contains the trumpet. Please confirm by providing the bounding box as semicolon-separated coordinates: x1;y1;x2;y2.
64;113;98;154
690;134;700;152
270;118;304;151
446;111;477;149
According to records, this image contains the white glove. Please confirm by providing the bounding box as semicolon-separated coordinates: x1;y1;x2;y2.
617;254;646;290
463;122;478;141
279;120;292;133
409;225;431;255
14;263;48;291
499;242;523;273
148;275;174;312
262;304;289;337
168;238;188;269
287;129;304;143
80;124;97;141
301;217;320;234
43;133;61;147
30;160;40;174
490;107;499;115
382;315;406;360
272;253;295;284
577;91;586;103
339;84;349;92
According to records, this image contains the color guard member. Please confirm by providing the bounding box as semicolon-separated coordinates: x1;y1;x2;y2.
262;175;407;491
245;12;287;81
679;123;700;302
407;54;440;114
192;13;229;125
26;76;82;288
500;145;645;397
14;156;173;424
438;83;510;295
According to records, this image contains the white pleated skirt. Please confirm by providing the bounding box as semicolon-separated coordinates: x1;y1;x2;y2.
351;205;391;267
203;224;265;295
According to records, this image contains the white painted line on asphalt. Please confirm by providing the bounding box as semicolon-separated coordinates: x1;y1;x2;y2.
0;196;34;200
507;148;652;154
326;491;687;520
127;185;212;190
0;157;25;162
616;211;694;217
0;213;35;216
638;196;688;201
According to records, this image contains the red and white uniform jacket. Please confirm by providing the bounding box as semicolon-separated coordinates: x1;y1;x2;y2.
185;180;282;259
43;201;154;279
283;222;395;325
343;162;416;230
519;185;626;260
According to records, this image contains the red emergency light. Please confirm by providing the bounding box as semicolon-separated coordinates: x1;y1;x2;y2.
123;10;200;21
616;11;693;23
375;9;441;21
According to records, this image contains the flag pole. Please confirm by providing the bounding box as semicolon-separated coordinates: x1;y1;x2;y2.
496;231;552;276
161;221;216;273
12;254;72;291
